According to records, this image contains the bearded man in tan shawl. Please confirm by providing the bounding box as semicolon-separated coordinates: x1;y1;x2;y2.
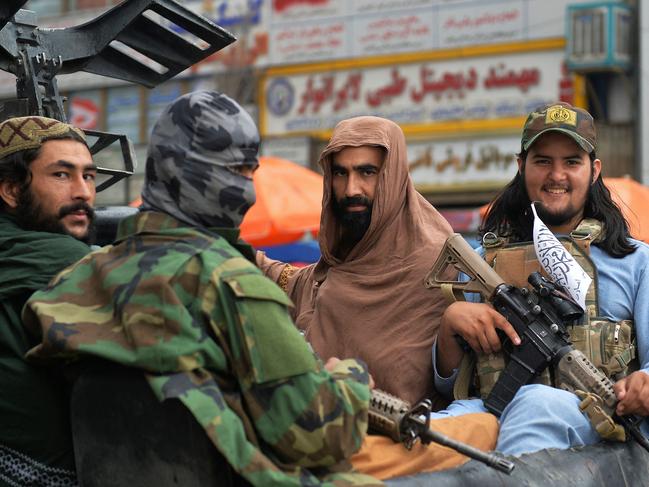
258;116;500;480
258;116;455;406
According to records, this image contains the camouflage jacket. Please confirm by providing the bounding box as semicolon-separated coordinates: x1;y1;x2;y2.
23;211;382;487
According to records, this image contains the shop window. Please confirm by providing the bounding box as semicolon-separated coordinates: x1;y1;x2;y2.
107;85;142;145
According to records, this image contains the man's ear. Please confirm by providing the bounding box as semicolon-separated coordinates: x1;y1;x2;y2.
517;156;524;175
0;180;20;209
592;158;602;184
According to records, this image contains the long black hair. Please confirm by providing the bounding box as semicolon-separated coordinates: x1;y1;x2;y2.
480;149;637;257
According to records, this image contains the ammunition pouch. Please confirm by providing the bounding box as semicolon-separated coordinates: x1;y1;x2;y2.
570;318;638;382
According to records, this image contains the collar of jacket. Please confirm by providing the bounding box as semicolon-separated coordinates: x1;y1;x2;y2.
115;210;256;262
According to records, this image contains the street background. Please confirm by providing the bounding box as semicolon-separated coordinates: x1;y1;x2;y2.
7;0;643;244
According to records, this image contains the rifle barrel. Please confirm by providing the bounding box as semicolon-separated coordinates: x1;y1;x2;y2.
421;428;515;474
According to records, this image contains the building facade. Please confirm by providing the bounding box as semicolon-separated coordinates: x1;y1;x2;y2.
8;0;638;230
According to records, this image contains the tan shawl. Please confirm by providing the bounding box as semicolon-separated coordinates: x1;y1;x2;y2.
258;116;454;405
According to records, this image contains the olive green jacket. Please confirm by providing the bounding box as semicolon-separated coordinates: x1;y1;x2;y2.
0;213;88;486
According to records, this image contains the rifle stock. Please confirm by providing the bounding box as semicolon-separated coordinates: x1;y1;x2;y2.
424;234;505;300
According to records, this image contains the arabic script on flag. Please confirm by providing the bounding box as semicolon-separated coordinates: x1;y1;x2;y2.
531;203;591;310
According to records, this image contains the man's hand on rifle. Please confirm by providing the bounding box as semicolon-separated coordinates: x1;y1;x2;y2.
437;302;521;377
614;370;649;416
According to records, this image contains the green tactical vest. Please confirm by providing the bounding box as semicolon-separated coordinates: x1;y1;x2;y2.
455;219;638;400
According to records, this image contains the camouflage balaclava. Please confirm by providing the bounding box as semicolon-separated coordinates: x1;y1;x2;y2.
141;90;259;228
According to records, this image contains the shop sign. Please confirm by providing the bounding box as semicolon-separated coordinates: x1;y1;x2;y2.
438;1;523;48
353;10;435;57
407;135;520;189
69;92;102;130
106;86;141;144
261;136;312;167
263;50;570;136
266;0;591;66
270;18;347;65
270;0;346;20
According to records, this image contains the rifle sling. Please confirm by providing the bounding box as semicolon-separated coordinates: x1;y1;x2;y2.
576;390;626;442
453;352;475;400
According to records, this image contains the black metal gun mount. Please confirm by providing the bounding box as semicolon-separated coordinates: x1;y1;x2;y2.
0;0;235;191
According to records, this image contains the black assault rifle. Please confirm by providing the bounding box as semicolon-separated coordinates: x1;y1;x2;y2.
424;233;649;453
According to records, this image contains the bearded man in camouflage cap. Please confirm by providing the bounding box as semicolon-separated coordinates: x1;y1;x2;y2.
0;116;95;486
23;91;382;487
433;101;649;455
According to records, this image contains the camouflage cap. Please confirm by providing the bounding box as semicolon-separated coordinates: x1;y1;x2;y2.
521;102;596;153
0;116;86;159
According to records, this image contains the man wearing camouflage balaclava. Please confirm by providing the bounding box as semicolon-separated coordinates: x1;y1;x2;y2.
141;90;259;228
23;91;379;486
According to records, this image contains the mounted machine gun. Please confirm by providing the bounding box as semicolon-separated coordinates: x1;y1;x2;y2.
0;0;235;191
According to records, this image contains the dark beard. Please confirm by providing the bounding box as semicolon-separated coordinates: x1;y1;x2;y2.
15;188;95;243
332;195;372;246
532;200;581;228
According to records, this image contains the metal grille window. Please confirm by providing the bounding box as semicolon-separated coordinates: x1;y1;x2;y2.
571;7;607;61
615;8;631;61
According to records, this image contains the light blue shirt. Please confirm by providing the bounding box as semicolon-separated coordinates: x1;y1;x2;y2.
433;238;649;398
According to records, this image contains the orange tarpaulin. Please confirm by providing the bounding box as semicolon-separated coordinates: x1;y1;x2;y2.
240;156;323;247
478;177;649;243
129;156;323;247
604;177;649;243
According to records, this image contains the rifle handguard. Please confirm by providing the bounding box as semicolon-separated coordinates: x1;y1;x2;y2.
368;389;414;446
368;389;434;449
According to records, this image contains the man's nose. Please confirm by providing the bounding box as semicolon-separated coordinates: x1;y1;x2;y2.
72;175;94;202
345;174;362;198
548;161;566;181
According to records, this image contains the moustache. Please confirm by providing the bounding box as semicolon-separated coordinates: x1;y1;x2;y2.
339;196;372;210
59;202;95;220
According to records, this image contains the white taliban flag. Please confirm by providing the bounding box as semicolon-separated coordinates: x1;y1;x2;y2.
531;203;592;310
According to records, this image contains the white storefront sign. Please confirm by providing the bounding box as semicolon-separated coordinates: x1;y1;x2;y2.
266;0;594;66
407;136;520;189
438;1;524;48
263;50;569;136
